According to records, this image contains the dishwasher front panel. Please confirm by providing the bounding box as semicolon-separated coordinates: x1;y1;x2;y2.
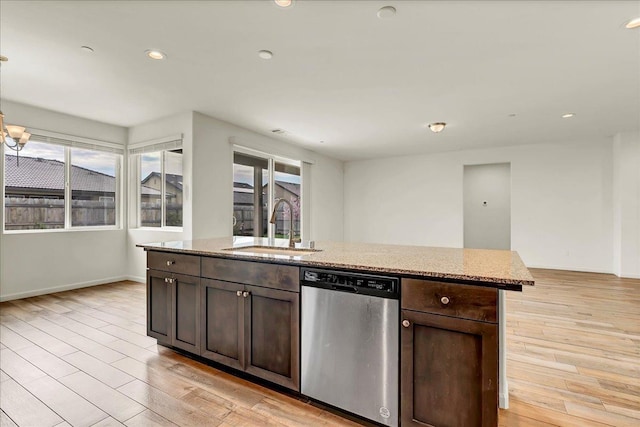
301;285;399;427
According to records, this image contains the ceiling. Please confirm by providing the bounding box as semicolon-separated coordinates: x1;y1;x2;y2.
1;0;639;161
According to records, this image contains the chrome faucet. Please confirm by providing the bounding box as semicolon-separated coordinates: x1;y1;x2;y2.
270;199;297;248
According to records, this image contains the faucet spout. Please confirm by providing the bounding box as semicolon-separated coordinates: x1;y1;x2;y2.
270;199;296;248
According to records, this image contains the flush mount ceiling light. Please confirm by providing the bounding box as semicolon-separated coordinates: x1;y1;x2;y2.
145;49;166;60
377;6;397;19
258;50;274;59
561;113;575;119
428;122;447;133
274;0;294;8
0;56;31;166
625;17;640;29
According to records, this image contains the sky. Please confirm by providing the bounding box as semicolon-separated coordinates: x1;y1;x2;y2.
10;140;117;176
233;164;301;186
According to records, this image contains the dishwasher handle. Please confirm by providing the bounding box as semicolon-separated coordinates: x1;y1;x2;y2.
331;283;358;293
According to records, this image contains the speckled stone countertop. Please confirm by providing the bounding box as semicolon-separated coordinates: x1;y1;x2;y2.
138;237;534;291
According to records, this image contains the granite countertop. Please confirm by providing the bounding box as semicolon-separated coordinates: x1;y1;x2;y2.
137;237;534;290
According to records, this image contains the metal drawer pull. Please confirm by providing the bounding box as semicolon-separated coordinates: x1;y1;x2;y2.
166;260;175;266
440;296;450;305
402;319;410;328
242;291;250;298
164;278;175;284
236;290;242;297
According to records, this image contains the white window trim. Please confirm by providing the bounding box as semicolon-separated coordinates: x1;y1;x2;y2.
3;131;123;234
129;135;183;230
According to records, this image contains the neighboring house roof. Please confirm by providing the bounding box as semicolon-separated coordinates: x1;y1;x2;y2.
5;155;115;193
142;172;183;191
141;185;162;196
234;182;253;190
263;181;300;197
234;191;259;205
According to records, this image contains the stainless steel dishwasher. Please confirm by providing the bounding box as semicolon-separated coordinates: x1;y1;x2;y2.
301;268;399;427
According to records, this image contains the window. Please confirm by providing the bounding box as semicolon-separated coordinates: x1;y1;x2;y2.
136;148;183;228
4;134;123;231
233;150;302;240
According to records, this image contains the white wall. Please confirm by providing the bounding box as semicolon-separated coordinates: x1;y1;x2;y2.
126;111;193;282
613;131;640;278
191;112;344;242
344;138;614;274
125;111;344;281
0;101;128;300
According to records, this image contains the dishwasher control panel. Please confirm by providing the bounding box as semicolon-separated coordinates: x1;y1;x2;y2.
301;268;399;298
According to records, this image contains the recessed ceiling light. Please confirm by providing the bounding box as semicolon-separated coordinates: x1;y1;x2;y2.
271;129;286;134
625;17;640;29
428;122;447;133
377;6;397;19
508;113;517;118
274;0;294;8
258;50;274;60
145;49;166;60
562;113;575;119
80;46;94;53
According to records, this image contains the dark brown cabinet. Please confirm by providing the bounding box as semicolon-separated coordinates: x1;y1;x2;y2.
147;269;201;354
400;279;499;427
200;259;300;391
146;251;201;354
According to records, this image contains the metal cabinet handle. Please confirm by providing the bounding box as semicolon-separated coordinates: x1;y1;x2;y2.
242;291;250;298
164;278;174;284
440;296;450;305
402;320;410;328
236;290;242;297
166;260;175;266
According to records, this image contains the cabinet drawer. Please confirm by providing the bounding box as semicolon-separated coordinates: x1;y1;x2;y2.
147;251;201;277
402;279;497;323
201;257;299;292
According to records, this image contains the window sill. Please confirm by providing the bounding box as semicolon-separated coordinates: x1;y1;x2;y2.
3;226;123;235
131;227;184;233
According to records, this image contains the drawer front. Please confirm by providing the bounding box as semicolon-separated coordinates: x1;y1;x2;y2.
147;251;201;277
201;257;299;292
401;278;497;323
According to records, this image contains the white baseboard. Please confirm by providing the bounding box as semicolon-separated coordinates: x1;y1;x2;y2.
525;264;613;275
500;392;509;409
618;273;640;279
0;275;130;302
526;264;640;279
126;275;146;284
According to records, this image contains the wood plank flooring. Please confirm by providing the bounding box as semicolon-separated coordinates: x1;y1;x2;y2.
0;269;638;426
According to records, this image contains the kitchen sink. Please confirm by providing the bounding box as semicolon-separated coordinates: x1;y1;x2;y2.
222;246;321;257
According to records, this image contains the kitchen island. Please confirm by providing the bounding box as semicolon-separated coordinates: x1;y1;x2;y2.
138;237;534;427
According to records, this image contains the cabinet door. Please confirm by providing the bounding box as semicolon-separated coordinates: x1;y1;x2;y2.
201;279;245;370
244;285;300;391
171;272;201;354
401;309;498;427
147;269;172;346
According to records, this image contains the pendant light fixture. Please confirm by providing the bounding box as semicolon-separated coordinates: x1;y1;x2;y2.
0;55;31;166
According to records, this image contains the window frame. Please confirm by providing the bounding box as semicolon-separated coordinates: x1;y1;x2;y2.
232;146;304;241
129;135;183;231
2;130;123;234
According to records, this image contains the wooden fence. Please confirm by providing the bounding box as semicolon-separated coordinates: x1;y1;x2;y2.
233;205;300;237
5;198;183;229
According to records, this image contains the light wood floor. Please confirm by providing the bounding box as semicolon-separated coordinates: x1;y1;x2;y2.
0;269;638;426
